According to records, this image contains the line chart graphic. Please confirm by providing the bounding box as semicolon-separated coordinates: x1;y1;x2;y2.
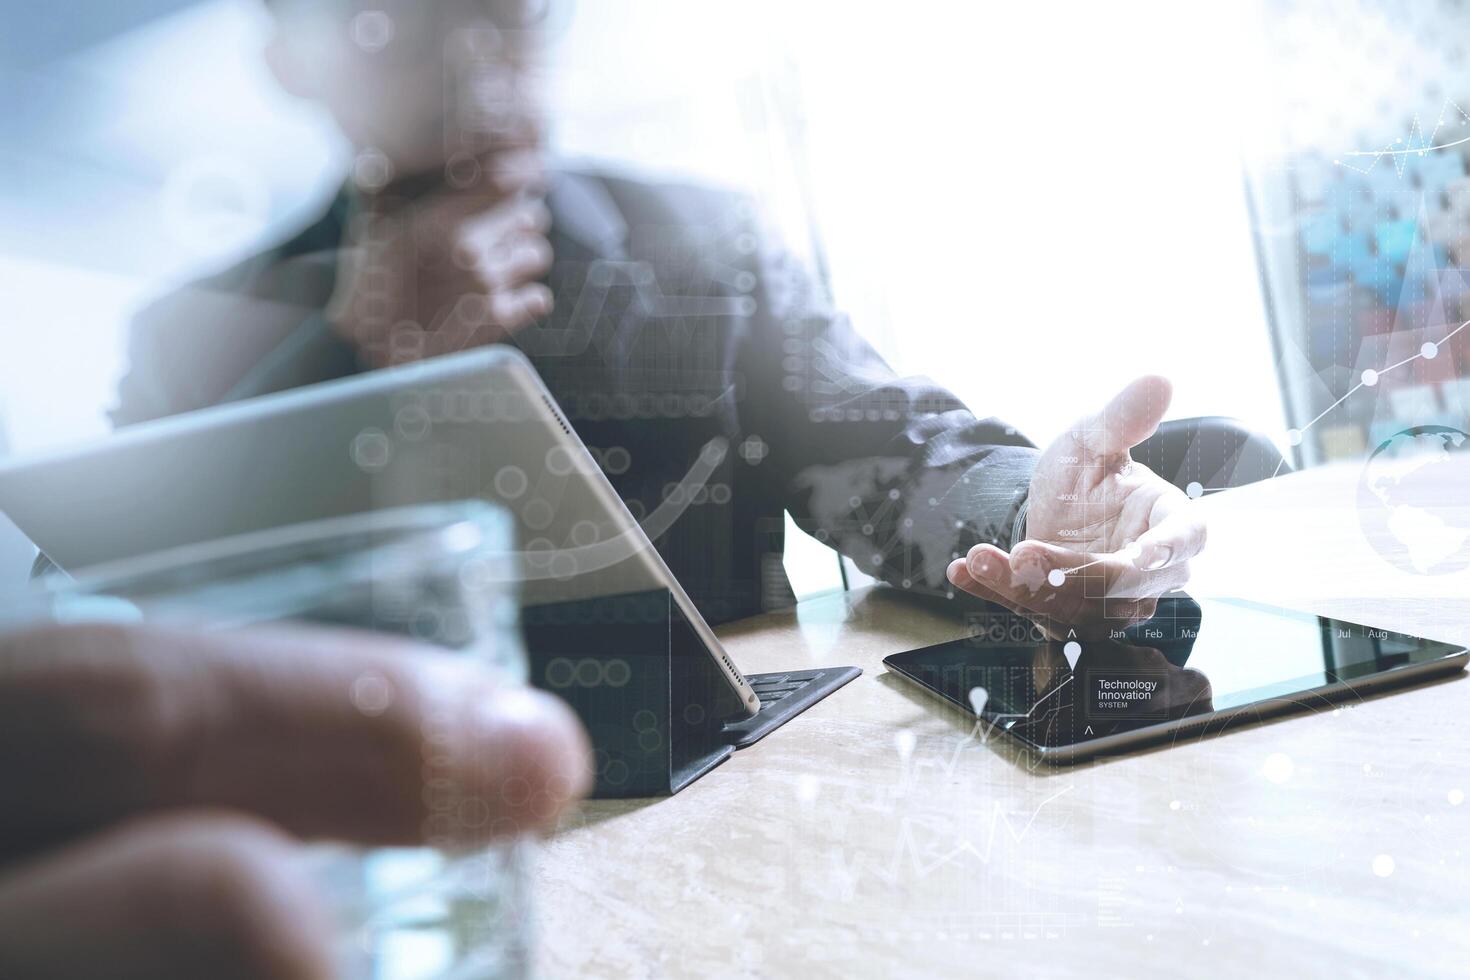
892;679;1077;788
1272;316;1470;476
965;676;1074;739
830;784;1076;891
1336;97;1470;175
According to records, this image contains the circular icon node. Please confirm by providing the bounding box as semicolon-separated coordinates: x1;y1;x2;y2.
605;659;632;688
545;657;575;688
351;429;392;471
569;520;600;547
493;465;529;499
351;10;395;52
603;446;632;474
546;446;576;477
1358;426;1470;576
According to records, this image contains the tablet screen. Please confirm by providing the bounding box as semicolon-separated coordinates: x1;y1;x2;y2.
882;597;1466;751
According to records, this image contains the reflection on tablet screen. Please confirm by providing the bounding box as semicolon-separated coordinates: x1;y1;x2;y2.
883;597;1465;751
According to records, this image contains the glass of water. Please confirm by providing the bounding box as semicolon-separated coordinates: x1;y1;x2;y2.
45;501;531;980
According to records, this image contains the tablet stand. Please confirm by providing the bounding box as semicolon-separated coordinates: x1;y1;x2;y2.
522;589;860;798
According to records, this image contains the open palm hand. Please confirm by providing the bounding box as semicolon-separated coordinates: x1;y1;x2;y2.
948;376;1205;637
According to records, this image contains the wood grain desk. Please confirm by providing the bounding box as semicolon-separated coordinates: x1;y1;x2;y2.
535;461;1470;978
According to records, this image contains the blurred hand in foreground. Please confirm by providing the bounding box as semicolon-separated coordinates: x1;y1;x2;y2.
0;622;590;979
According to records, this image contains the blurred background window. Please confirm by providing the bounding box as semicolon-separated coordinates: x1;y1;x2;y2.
1244;0;1470;469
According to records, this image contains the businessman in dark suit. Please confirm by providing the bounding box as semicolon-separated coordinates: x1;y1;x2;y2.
107;0;1249;637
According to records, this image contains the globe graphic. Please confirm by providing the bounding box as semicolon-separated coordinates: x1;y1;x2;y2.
1356;425;1470;576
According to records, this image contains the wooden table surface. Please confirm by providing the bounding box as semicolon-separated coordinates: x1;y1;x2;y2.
534;458;1470;978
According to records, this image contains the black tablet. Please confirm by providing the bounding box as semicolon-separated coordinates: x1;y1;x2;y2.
882;596;1467;763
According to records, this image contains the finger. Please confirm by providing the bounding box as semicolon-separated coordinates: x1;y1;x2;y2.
1073;375;1173;458
959;544;1082;637
946;555;1047;623
479;233;555;291
487;282;554;329
433;283;555;347
966;541;1180;637
485;146;548;196
426;282;553;357
957;548;1159;639
0;623;592;858
423;188;547;242
455;200;552;261
0;812;333;980
1133;493;1208;571
1011;538;1192;602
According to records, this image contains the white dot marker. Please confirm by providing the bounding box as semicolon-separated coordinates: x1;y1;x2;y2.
1063;641;1082;669
1169;799;1181;811
1262;752;1295;784
1362;369;1379;386
1286;428;1303;447
1186;481;1205;499
1421;342;1439;359
1047;568;1067;588
1372;854;1395;878
1449;788;1464;806
968;686;990;716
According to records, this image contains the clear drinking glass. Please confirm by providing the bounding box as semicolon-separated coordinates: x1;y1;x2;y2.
44;501;530;980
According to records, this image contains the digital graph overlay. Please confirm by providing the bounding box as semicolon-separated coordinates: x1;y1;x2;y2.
1273;316;1470;477
1337;97;1470;176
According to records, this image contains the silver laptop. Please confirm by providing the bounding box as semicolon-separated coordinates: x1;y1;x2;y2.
0;347;761;716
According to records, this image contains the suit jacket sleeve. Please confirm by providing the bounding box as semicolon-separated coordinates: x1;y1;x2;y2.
738;233;1038;598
